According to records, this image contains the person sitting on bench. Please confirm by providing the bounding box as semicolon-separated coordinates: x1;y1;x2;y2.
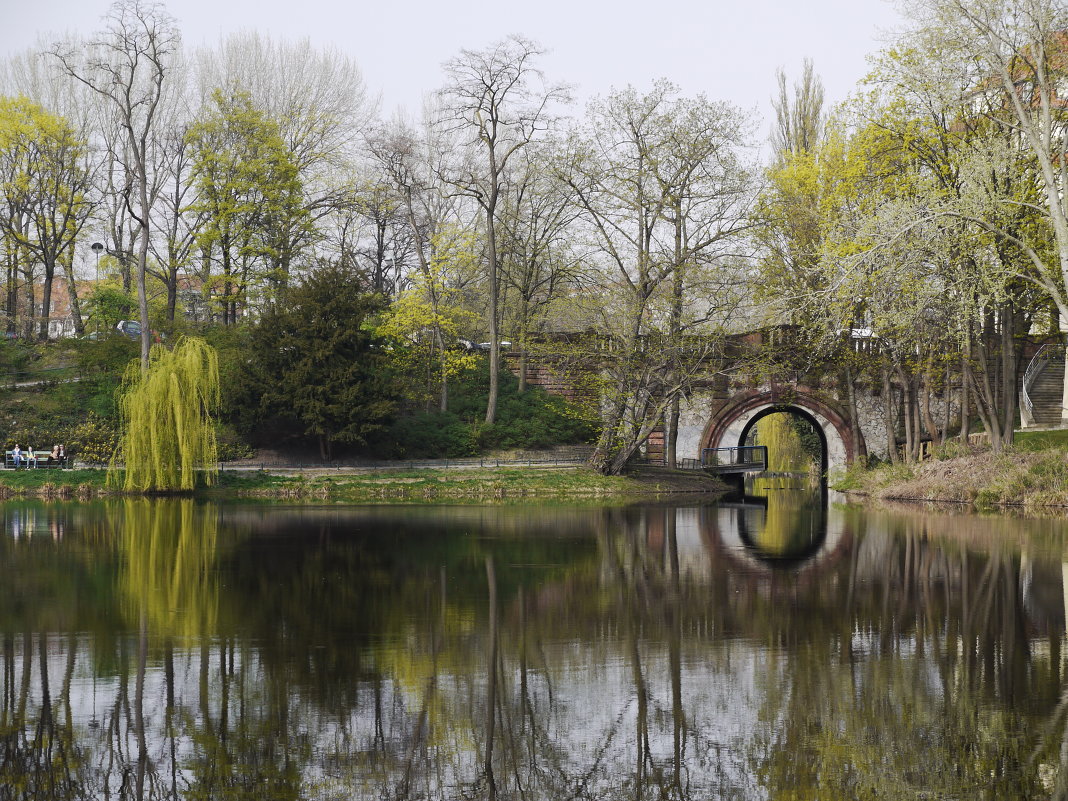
25;444;37;468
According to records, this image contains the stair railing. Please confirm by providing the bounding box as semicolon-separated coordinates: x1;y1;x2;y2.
1021;344;1064;423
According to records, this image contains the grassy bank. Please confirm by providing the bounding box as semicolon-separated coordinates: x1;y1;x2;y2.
833;431;1068;510
0;464;726;502
0;468;108;499
212;465;726;503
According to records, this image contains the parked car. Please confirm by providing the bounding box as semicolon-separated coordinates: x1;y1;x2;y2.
116;320;142;340
115;320;167;343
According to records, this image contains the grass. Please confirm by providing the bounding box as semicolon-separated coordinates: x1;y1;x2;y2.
1012;429;1068;451
832;433;1068;510
210;466;724;503
0;461;727;503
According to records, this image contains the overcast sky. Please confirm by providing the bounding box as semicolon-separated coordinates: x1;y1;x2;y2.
4;0;904;139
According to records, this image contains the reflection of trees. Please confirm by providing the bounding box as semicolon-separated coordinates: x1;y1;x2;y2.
0;632;91;800
751;509;1058;799
738;482;826;562
1;500;1067;799
118;499;220;643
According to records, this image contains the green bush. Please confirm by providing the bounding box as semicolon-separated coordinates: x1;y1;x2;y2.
74;335;139;419
215;421;256;462
378;412;478;458
64;413;120;464
374;360;599;458
0;338;34;376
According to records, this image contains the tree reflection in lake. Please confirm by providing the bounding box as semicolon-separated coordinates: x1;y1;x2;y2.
0;497;1067;799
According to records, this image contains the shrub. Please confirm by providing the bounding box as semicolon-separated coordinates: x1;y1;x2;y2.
375;360;599;458
215;422;256;462
376;412;478;459
64;413;120;464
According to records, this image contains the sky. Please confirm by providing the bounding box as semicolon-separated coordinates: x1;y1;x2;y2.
3;0;905;139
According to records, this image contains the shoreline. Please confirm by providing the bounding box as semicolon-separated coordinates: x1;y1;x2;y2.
831;444;1068;512
0;464;728;503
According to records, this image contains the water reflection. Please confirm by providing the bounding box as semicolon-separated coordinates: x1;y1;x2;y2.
0;497;1067;798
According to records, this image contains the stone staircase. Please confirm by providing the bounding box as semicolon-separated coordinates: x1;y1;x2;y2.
1022;347;1066;427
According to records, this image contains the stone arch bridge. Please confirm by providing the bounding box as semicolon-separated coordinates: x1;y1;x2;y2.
508;331;982;473
675;382;868;474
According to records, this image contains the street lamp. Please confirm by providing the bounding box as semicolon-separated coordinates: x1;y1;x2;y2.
91;242;103;283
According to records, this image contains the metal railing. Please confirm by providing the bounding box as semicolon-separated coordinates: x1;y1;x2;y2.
1021;343;1064;423
701;446;768;471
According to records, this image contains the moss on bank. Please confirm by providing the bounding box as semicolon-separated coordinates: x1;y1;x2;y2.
0;464;726;502
832;441;1068;510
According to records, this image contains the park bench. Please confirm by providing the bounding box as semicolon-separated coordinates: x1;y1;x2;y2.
4;450;72;469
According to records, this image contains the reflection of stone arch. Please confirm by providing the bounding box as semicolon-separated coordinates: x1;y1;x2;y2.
700;503;853;578
700;384;865;472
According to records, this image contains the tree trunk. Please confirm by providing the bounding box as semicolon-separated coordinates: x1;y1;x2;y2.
898;366;915;461
485;196;500;425
844;362;866;465
961;343;972;440
999;301;1019;448
22;266;35;340
919;365;942;449
62;250;84;336
136;215;151;371
518;343;528;394
666;397;680;469
484;557;498;797
166;268;177;321
39;261;54;341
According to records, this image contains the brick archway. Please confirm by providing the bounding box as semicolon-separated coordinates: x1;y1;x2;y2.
699;384;865;472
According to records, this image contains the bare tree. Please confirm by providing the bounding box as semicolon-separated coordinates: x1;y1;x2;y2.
770;58;825;160
561;83;757;474
49;0;180;369
497;142;582;392
435;35;571;423
367;116;470;411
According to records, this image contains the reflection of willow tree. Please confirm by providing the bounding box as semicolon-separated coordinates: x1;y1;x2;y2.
115;498;224;801
118;499;219;641
744;483;825;560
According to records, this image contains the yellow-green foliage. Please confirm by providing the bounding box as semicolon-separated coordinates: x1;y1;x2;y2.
756;413;815;472
110;337;220;492
65;413;119;464
118;499;219;641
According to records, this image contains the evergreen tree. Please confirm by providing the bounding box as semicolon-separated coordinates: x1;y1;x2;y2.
241;263;395;459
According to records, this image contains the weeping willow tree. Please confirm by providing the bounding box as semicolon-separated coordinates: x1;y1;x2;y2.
109;337;220;492
755;412;819;473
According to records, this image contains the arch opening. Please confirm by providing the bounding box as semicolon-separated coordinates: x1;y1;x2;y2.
738;406;828;476
699;387;860;473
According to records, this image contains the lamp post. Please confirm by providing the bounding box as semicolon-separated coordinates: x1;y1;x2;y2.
91;242;103;283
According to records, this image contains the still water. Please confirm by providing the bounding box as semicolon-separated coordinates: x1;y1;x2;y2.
2;481;1067;800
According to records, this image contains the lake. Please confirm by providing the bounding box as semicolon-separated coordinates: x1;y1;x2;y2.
1;480;1066;799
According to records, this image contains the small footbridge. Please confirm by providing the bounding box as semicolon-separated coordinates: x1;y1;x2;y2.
670;446;768;475
700;446;768;475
